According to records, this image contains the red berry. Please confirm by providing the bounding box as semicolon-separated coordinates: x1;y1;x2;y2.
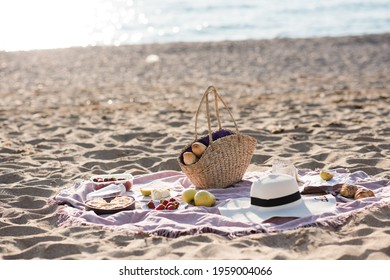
167;205;175;210
166;202;173;208
161;199;169;206
155;204;166;210
146;200;155;209
173;201;180;209
169;197;177;202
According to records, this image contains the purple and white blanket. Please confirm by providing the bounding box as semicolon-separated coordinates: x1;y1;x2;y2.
53;168;390;238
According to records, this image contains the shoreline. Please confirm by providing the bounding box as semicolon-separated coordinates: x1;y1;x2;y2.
0;33;389;259
2;31;390;53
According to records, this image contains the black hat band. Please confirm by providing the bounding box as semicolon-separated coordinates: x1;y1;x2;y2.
251;191;301;208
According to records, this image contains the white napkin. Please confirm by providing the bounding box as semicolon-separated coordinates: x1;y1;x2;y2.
86;183;126;200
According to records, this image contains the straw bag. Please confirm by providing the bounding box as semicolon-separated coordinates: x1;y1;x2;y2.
177;85;257;189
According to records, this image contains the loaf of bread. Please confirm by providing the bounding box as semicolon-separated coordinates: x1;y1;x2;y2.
354;188;375;199
191;142;207;157
183;152;199;165
339;184;358;198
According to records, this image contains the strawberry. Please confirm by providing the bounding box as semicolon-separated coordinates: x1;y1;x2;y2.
155;204;166;210
166;202;173;209
146;200;155;209
167;205;175;210
160;199;169;206
169;197;177;202
173;201;180;209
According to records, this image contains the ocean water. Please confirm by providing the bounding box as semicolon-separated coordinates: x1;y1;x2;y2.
0;0;389;51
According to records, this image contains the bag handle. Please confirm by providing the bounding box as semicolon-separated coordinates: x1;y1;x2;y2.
194;85;239;144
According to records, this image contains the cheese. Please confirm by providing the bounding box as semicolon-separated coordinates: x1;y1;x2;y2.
151;188;171;200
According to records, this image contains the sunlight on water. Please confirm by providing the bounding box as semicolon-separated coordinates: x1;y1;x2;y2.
0;0;95;50
0;0;389;51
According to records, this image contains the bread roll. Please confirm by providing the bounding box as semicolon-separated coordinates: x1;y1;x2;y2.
339;184;358;198
354;188;375;199
191;142;207;157
183;152;199;165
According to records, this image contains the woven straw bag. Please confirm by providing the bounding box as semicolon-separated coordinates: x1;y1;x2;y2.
177;85;257;189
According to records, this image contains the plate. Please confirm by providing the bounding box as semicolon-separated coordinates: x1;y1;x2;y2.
90;173;134;191
85;196;135;214
141;200;188;211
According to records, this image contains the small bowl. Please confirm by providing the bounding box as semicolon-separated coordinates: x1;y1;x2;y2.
90;173;134;191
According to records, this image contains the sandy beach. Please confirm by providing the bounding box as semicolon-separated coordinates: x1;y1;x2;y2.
0;33;389;259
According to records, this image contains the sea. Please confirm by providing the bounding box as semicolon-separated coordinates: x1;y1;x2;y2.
0;0;389;51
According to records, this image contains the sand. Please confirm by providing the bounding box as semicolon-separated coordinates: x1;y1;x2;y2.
0;33;389;260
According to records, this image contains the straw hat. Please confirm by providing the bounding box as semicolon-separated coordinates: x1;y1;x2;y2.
219;173;336;223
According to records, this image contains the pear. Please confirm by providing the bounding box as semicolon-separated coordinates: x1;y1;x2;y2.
181;188;197;203
191;142;207;157
183;152;199;165
194;190;216;207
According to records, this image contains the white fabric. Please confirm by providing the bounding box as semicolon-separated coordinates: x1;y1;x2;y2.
251;174;298;199
219;173;336;223
219;194;336;223
86;183;126;200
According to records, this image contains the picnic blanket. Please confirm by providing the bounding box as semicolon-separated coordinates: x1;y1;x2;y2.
52;168;390;238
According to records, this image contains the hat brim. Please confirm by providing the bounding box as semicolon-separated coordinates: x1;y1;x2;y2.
218;194;336;224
